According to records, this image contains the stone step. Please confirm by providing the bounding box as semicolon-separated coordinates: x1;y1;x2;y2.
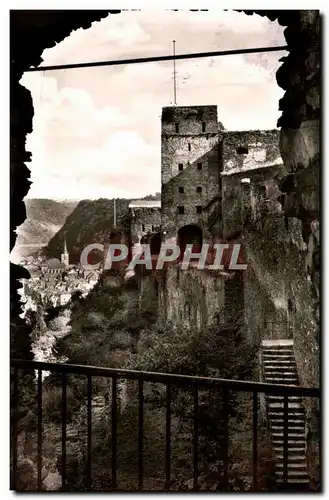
263;349;294;355
265;372;297;377
264;363;296;368
271;425;304;432
273;446;305;454
262;340;293;347
268;401;302;407
264;365;296;370
265;377;298;383
276;463;307;469
276;470;308;479
268;403;304;410
272;431;305;438
271;423;304;430
264;364;296;370
270;420;305;427
272;439;305;446
265;365;296;370
265;363;295;368
275;455;306;462
269;414;305;421
272;432;305;440
268;410;304;417
276;478;309;485
267;395;301;401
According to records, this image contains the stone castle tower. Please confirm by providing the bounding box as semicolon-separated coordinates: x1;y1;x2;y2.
161;105;222;246
61;238;69;266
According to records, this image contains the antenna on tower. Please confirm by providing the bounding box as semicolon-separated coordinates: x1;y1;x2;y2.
173;40;177;105
113;198;117;228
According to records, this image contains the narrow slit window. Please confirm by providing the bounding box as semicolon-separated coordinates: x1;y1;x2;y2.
196;186;202;193
197;163;202;170
179;186;184;193
196;206;202;214
202;122;206;133
188;143;191;151
178;163;184;171
175;123;179;133
236;146;249;154
142;224;145;231
178;206;185;215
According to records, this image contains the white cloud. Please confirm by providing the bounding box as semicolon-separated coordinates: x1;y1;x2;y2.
101;21;151;46
21;10;286;200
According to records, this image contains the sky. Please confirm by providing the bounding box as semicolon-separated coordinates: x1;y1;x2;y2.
21;9;287;201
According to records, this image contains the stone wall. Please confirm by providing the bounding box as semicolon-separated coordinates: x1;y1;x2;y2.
275;11;320;486
157;265;241;331
222;162;286;239
222;129;281;175
130;207;161;244
222;162;319;386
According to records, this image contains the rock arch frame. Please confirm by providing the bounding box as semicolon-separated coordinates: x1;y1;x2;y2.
10;8;320;489
10;8;320;355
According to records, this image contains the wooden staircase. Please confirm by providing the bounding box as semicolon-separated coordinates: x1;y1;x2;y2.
261;340;309;490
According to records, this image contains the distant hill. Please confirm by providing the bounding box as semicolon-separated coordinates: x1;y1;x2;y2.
12;199;78;262
45;195;161;263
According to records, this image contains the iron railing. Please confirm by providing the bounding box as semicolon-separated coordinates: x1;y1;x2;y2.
10;359;320;492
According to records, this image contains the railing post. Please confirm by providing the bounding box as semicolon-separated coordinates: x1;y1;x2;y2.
193;383;198;491
86;375;92;490
11;367;18;491
111;376;117;490
223;387;229;491
283;395;288;488
61;373;67;490
165;383;171;490
37;369;43;491
138;380;144;491
9;359;320;493
252;390;258;491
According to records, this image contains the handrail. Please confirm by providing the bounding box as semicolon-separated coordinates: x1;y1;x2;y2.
11;359;320;397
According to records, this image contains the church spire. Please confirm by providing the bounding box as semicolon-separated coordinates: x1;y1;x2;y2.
61;236;69;266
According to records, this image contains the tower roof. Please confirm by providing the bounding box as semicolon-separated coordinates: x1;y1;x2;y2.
129;200;161;208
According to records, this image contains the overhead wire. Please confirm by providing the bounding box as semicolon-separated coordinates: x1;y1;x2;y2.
25;45;288;73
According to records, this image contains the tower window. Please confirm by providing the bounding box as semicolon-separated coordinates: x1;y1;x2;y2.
196;186;202;193
197;163;202;170
202;122;206;132
142;224;145;231
236;146;249;154
188;143;191;151
178;206;185;215
178;163;184;171
175;123;179;133
179;186;184;193
196;206;202;214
